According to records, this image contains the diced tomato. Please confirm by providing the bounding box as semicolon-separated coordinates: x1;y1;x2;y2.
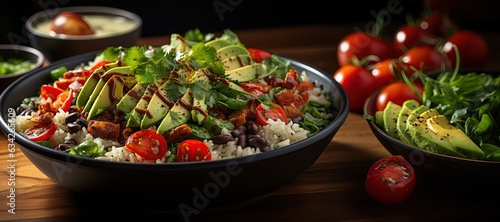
240;82;273;97
40;85;64;101
52;89;73;112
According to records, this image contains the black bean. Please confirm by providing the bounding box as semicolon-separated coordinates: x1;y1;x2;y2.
247;135;268;151
20;109;33;116
65;112;81;124
16;106;24;115
67;122;82;133
236;134;246;148
246;120;259;135
64;138;77;145
55;143;71;151
76;118;88;128
211;134;234;144
231;128;244;137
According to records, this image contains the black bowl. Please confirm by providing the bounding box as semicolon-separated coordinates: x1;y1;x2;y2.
25;6;142;62
0;44;44;92
363;69;500;194
0;51;349;212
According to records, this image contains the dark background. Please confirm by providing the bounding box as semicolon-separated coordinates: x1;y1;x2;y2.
2;0;424;45
1;0;498;45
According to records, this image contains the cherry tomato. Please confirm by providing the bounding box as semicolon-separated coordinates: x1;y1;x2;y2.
365;155;416;205
393;24;434;57
400;45;448;75
248;48;271;63
177;139;211;162
255;102;288;125
375;81;423;112
40;85;64;101
441;30;488;69
333;64;378;113
337;32;394;67
24;123;57;142
418;12;457;38
125;129;168;161
371;59;406;89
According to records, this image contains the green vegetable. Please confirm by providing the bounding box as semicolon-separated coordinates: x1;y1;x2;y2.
0;57;35;75
67;140;105;158
49;66;67;81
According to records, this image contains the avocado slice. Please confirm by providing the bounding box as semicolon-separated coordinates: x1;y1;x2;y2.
140;81;174;129
86;75;126;120
222;55;253;71
396;100;420;144
206;38;233;50
116;82;147;114
427;115;485;159
190;68;211;125
226;63;263;82
157;88;193;135
81;66;135;113
407;108;467;158
216;44;250;61
75;62;120;109
126;83;160;128
374;111;384;129
382;101;401;138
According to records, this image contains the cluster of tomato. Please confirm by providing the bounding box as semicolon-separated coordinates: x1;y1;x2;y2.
333;10;489;113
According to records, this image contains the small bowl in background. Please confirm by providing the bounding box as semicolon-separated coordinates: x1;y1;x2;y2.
0;44;44;92
25;6;142;62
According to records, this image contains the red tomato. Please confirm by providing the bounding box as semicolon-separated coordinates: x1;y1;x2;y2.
365;155;416;204
248;48;271;63
418;12;457;38
125;129;168;161
371;59;406;89
52;89;73;112
40;85;64;101
88;61;111;74
240;82;272;97
337;32;394;67
177;139;212;162
393;24;434;57
375;81;424;112
24;123;57;142
441;30;489;69
400;45;448;75
255;102;288;125
333;64;378;113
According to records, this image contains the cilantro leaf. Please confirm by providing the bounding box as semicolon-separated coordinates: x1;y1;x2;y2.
123;46;148;70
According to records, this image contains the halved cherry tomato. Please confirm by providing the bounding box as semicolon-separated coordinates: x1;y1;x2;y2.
247;48;271;63
125;129;168;161
40;85;64;101
24;123;57;142
177;139;211;162
255;102;288;125
365;155;416;204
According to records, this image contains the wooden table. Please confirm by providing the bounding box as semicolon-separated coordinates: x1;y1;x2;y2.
2;24;500;221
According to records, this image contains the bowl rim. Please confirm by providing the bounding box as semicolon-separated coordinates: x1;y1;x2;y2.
0;44;45;79
0;50;350;170
25;5;143;40
363;69;500;166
